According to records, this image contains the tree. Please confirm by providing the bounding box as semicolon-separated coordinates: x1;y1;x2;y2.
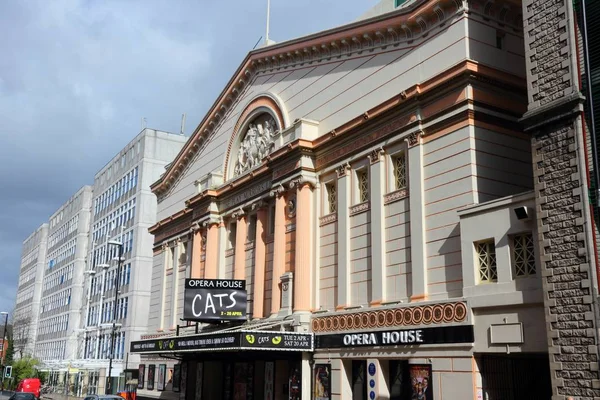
11;356;41;386
5;335;14;367
12;316;31;359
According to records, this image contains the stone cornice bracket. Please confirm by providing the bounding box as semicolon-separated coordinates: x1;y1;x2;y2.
368;147;385;164
269;184;286;198
161;243;169;252
336;163;352;178
405;130;423;147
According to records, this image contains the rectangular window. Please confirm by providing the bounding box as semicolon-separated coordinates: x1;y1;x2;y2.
476;240;498;283
513;233;536;277
325;182;337;214
357;169;369;204
268;205;276;235
392;153;407;190
228;222;237;249
248;215;257;243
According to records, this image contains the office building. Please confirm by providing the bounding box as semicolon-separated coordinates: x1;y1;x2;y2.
14;224;48;358
35;186;92;365
78;128;187;394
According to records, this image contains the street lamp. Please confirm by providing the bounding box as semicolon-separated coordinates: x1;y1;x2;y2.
105;240;124;395
1;311;8;392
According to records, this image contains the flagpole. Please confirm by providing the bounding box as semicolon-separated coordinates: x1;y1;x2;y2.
266;0;271;44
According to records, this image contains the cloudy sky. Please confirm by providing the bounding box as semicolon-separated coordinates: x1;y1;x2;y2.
0;1;375;318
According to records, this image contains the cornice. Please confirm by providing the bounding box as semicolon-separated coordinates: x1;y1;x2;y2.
152;0;521;197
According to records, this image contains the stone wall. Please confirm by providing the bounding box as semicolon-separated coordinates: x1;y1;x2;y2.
522;0;600;398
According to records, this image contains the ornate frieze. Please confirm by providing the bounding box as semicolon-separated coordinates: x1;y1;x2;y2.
336;163;351;179
349;201;370;216
311;302;468;333
319;213;338;226
221;179;272;210
384;188;408;205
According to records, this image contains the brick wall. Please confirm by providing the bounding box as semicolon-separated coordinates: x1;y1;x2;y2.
522;0;600;398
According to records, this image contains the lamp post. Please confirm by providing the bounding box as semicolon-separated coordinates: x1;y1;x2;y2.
105;240;124;395
1;312;8;392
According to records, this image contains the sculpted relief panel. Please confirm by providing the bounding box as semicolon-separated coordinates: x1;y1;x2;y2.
234;114;279;177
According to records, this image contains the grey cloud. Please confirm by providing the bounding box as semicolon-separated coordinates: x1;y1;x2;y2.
0;0;372;314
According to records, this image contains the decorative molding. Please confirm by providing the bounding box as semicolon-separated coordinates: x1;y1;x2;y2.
289;176;316;190
225;248;235;257
311;302;468;333
269;184;286;198
368;148;385;164
286;197;297;218
349;201;370;216
336;163;352;179
319;213;338;226
231;207;246;220
245;241;255;251
406;130;423;147
384;189;409;205
286;223;296;233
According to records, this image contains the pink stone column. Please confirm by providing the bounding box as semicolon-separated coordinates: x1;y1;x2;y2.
271;193;286;316
190;229;203;278
234;215;247;280
204;222;219;279
253;208;268;318
294;182;313;312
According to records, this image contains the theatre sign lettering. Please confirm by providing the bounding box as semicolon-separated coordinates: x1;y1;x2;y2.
315;325;474;349
183;279;247;322
130;331;314;353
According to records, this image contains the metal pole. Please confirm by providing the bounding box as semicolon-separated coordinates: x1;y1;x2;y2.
106;243;123;394
1;313;8;391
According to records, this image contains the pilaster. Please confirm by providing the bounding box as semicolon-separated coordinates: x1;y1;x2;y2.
270;187;286;316
368;148;386;305
203;220;220;279
336;163;351;309
171;239;181;328
253;206;268;319
292;178;314;312
407;133;427;301
190;226;203;279
233;211;248;280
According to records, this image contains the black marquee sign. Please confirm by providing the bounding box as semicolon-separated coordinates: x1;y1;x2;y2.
183;279;247;322
315;325;474;349
131;330;314;354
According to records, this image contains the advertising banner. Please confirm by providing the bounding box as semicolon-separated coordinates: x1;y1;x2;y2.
313;364;331;400
183;279;247;322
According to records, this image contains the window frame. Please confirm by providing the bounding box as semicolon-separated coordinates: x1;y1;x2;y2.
475;239;498;283
511;232;537;278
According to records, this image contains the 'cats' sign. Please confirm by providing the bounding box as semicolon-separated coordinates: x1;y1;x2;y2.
183;279;247;322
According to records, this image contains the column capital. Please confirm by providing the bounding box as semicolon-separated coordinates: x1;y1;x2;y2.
202;217;221;229
231;207;246;220
368;147;385;164
189;221;201;234
405;130;423;147
336;163;352;179
251;200;269;211
289;176;316;190
269;184;286;198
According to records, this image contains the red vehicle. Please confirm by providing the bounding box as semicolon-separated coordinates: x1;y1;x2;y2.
16;378;41;399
